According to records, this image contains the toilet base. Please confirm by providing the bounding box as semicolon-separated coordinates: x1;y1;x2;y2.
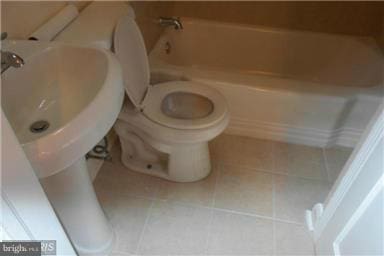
118;129;211;182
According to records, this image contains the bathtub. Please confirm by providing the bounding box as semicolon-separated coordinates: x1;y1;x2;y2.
149;18;384;148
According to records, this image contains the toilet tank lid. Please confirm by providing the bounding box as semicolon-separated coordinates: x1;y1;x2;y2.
55;2;134;49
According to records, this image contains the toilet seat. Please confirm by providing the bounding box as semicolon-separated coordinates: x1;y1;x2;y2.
114;15;228;131
143;81;228;130
117;100;230;145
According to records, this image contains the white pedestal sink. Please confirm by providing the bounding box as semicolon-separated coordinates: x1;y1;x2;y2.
1;40;124;255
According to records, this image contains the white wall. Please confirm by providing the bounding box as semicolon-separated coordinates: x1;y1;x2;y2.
1;1;89;39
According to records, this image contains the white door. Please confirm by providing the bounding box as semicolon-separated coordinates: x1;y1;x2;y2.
313;105;384;255
1;111;77;255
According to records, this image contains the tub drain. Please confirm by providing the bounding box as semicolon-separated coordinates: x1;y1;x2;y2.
30;120;49;133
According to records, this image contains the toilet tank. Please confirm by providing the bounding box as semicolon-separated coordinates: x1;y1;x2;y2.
55;2;133;50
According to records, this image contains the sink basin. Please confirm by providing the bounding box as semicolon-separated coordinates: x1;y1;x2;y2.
1;40;124;255
2;40;124;177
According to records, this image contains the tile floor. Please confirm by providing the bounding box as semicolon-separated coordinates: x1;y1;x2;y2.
94;134;353;256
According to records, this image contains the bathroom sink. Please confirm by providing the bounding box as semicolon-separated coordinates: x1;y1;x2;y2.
2;40;124;254
1;40;124;178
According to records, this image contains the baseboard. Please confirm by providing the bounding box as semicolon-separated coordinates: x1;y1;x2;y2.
225;117;361;148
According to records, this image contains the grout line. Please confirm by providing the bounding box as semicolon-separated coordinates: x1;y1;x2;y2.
271;140;277;256
112;250;137;256
96;173;308;229
134;199;155;255
211;206;305;226
101;136;327;255
102;187;307;227
210;162;221;209
220;162;329;183
203;162;221;254
322;148;332;184
272;175;277;256
272;140;277;256
273;218;277;256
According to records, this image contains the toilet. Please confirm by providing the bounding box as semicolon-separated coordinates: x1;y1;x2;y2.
113;15;229;182
56;2;229;182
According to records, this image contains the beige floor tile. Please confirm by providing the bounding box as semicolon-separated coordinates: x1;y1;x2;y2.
156;164;218;207
327;165;345;185
324;146;353;166
274;142;328;180
324;146;353;183
275;222;314;255
96;189;152;254
94;159;161;199
137;201;212;255
96;136;325;255
210;134;275;171
274;175;330;223
214;164;274;217
109;252;134;256
274;142;324;163
93;166;116;195
277;160;327;181
206;210;273;255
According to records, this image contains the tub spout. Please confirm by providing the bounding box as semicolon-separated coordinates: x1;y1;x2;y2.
1;51;24;74
158;17;183;30
1;32;25;74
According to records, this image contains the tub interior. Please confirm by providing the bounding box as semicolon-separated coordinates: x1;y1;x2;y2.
151;18;383;88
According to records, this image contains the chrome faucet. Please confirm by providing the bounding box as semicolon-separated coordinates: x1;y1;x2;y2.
1;51;25;73
1;32;24;74
158;17;183;30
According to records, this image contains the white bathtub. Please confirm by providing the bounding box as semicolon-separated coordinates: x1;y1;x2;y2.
149;18;384;148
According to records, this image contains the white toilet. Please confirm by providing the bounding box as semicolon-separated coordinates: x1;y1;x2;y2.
57;2;229;183
113;15;229;182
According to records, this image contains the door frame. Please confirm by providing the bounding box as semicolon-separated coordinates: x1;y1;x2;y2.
313;103;383;254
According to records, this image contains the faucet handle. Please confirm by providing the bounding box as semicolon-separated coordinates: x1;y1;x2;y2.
1;32;8;41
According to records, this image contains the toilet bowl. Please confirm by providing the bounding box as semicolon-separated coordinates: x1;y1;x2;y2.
113;15;229;182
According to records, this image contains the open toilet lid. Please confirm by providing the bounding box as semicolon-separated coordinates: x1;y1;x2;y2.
114;15;150;108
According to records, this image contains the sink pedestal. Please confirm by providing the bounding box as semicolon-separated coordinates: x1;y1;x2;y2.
40;157;114;255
